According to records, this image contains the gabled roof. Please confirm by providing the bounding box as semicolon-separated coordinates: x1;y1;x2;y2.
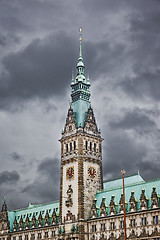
8;200;59;231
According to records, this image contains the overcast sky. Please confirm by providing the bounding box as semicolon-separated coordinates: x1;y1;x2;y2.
0;0;160;210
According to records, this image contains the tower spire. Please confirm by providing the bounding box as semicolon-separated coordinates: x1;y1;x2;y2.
70;28;91;128
79;27;83;60
77;27;85;76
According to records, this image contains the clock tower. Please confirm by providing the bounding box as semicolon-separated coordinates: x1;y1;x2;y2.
59;35;103;224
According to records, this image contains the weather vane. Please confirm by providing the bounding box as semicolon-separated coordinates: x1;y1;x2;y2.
79;27;82;41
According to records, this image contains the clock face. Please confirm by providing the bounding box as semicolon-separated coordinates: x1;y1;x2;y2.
66;166;74;180
88;166;96;179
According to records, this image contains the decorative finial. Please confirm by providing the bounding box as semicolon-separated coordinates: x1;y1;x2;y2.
79;27;82;41
121;169;125;175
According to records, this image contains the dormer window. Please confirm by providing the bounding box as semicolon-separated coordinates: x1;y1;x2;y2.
69;125;72;131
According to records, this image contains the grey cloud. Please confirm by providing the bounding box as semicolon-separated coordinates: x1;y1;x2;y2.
0;170;20;185
109;109;156;133
0;33;20;47
118;7;160;100
22;157;60;203
103;128;160;181
0;33;76;106
10;152;22;161
120;69;160;100
0;33;127;111
0;0;61;33
102;131;145;180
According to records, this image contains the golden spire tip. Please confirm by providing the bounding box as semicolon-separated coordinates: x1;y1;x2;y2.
79;27;82;41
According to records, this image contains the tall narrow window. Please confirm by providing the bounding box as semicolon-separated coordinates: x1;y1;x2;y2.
156;216;159;224
74;141;76;150
153;216;159;224
90;142;92;151
142;217;147;226
120;221;124;228
101;223;105;231
70;142;72;151
92;225;96;232
37;233;41;239
131;219;136;227
110;222;115;230
66;144;68;152
31;235;35;240
94;143;96;152
45;232;48;239
85;141;88;150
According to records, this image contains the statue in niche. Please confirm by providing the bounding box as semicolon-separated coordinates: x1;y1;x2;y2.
65;185;73;207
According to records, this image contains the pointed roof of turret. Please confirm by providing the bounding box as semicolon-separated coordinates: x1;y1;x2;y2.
1;196;7;212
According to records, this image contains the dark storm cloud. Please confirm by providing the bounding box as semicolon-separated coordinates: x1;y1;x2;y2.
121;69;160;101
0;33;76;105
0;170;20;185
0;32;127;110
85;41;126;79
22;157;60;203
103;132;147;179
0;0;61;33
119;6;160;100
109;109;156;133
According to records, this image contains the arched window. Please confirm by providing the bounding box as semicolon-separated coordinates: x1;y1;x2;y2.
74;141;76;150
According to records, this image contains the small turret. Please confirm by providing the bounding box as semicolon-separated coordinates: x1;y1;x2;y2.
0;197;10;232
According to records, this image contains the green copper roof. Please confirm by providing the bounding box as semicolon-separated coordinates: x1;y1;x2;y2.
71;100;90;128
8;200;59;231
103;173;144;190
71;39;91;128
95;174;160;216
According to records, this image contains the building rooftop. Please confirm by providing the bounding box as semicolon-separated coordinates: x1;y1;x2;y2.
95;173;160;217
8;200;59;231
